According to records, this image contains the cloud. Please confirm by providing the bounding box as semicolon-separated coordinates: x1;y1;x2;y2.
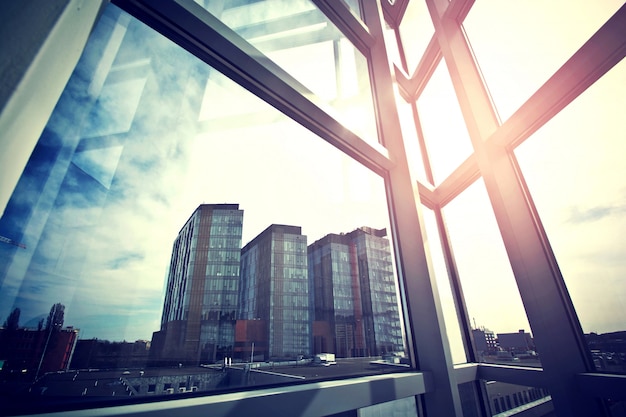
567;204;626;224
0;3;393;344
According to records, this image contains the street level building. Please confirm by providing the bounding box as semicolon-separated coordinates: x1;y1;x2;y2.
150;204;243;365
497;329;536;355
0;326;79;375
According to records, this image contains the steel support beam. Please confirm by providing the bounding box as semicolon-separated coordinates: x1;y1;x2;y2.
312;0;374;57
360;1;464;416
425;0;617;415
491;4;626;150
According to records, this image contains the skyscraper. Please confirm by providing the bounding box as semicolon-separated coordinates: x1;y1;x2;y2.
308;227;404;357
151;204;243;364
239;224;310;360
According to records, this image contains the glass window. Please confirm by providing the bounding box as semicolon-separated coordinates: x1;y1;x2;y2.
442;179;540;367
416;60;474;184
194;0;378;144
515;60;626;373
421;207;466;364
463;0;624;122
398;0;434;73
0;3;408;412
394;86;428;184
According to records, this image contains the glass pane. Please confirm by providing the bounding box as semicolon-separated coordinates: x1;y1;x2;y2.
422;207;466;364
515;60;626;373
394;87;428;184
398;0;434;73
194;0;378;144
416;60;474;184
464;0;623;122
442;179;540;367
0;4;408;413
483;381;552;416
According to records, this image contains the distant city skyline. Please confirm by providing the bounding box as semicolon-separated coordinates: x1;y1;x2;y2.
150;203;407;363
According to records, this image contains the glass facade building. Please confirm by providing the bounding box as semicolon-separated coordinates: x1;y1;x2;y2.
151;204;243;365
0;0;625;416
239;224;310;360
308;227;403;358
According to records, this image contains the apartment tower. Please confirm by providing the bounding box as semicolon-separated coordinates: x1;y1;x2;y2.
239;225;311;360
151;204;243;364
308;227;404;357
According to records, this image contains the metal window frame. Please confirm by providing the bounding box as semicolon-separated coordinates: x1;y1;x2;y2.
3;0;626;416
18;372;430;417
420;0;626;416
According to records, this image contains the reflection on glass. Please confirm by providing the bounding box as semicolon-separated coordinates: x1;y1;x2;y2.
463;0;623;122
0;3;407;413
515;60;626;374
194;0;378;144
442;179;540;367
416;60;474;184
482;381;551;416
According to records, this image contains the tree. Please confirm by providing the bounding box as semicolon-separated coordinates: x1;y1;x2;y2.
45;303;65;331
3;307;20;330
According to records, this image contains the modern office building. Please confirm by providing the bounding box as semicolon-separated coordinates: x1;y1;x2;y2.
1;0;625;416
239;225;311;360
308;227;403;357
151;204;243;364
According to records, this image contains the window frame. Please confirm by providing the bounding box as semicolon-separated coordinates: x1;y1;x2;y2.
2;0;626;416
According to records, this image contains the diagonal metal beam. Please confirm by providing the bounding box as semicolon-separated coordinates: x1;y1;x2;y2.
395;35;441;101
434;153;480;208
491;3;626;151
312;0;374;57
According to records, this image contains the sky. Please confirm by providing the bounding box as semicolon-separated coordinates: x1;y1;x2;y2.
0;0;624;361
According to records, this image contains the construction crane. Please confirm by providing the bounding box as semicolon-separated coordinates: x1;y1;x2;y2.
0;235;26;249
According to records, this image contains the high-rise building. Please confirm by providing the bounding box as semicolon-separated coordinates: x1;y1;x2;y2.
150;204;243;364
239;225;310;360
308;227;404;358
